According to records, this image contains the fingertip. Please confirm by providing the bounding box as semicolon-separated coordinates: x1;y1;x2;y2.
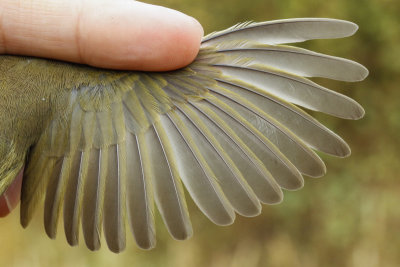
0;195;10;217
0;168;23;218
162;11;204;70
81;1;204;71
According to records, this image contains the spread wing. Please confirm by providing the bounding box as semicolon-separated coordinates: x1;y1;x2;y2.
20;18;368;252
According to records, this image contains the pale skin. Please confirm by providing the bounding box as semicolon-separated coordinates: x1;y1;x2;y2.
0;0;204;217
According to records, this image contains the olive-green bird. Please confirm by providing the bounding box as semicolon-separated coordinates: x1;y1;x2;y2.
0;18;368;252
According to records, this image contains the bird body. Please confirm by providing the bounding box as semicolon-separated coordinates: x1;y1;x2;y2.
0;18;368;252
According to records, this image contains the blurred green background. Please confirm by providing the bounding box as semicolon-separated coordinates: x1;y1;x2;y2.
1;0;399;266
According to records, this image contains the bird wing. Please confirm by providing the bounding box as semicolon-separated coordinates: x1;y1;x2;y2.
19;18;368;252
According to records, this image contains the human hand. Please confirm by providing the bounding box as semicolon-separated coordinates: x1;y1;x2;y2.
0;0;203;217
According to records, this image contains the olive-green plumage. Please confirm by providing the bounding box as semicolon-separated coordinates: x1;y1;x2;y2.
0;18;368;252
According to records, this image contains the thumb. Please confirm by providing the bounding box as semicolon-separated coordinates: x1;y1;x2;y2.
0;0;204;71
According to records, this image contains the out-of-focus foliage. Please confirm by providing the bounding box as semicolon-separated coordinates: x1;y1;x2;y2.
1;0;399;266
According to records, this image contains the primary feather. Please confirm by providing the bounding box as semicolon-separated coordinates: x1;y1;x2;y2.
0;18;368;252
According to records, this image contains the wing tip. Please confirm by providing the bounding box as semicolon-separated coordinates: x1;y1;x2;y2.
334;99;365;120
343;20;359;37
303;18;360;39
348;102;365;120
45;225;57;240
269;195;284;205
237;202;262;218
342;146;352;158
272;18;360;38
358;65;369;81
288;176;305;191
170;227;194;241
307;162;327;178
136;239;157;250
347;63;369;82
107;242;126;254
83;229;102;251
279;172;305;191
85;240;101;251
20;212;31;229
355;105;366;119
320;18;359;37
206;208;236;226
66;234;79;247
342;61;369;82
336;142;352;158
261;188;284;205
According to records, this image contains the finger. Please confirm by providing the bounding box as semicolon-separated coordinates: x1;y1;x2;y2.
0;167;23;217
0;0;203;71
